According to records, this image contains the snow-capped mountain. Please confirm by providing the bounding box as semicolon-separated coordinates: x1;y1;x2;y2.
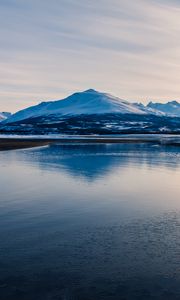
1;90;180;135
0;112;11;122
4;89;158;124
147;101;180;117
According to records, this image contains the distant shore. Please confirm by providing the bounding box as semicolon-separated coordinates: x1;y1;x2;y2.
1;134;180;151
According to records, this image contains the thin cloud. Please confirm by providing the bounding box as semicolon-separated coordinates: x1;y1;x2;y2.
1;0;180;111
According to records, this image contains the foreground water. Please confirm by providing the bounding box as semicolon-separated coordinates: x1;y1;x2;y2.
0;143;180;300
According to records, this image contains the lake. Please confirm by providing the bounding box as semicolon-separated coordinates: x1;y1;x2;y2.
0;143;180;300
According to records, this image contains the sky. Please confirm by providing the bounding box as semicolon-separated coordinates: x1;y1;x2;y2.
1;0;180;112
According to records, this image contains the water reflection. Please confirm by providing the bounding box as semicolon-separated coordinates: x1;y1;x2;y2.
0;143;180;300
17;143;180;180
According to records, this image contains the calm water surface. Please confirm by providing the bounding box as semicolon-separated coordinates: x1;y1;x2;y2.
0;143;180;300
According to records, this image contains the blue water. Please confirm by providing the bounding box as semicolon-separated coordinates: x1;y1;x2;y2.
0;143;180;300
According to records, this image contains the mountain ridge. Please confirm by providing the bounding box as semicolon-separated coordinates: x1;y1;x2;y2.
147;100;180;117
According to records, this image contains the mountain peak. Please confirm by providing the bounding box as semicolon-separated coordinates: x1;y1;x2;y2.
168;100;179;105
83;89;99;94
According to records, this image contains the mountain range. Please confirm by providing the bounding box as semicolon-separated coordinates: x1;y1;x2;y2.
147;100;180;116
1;89;180;134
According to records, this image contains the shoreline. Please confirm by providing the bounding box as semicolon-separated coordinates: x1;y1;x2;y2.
0;139;51;151
1;134;180;151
